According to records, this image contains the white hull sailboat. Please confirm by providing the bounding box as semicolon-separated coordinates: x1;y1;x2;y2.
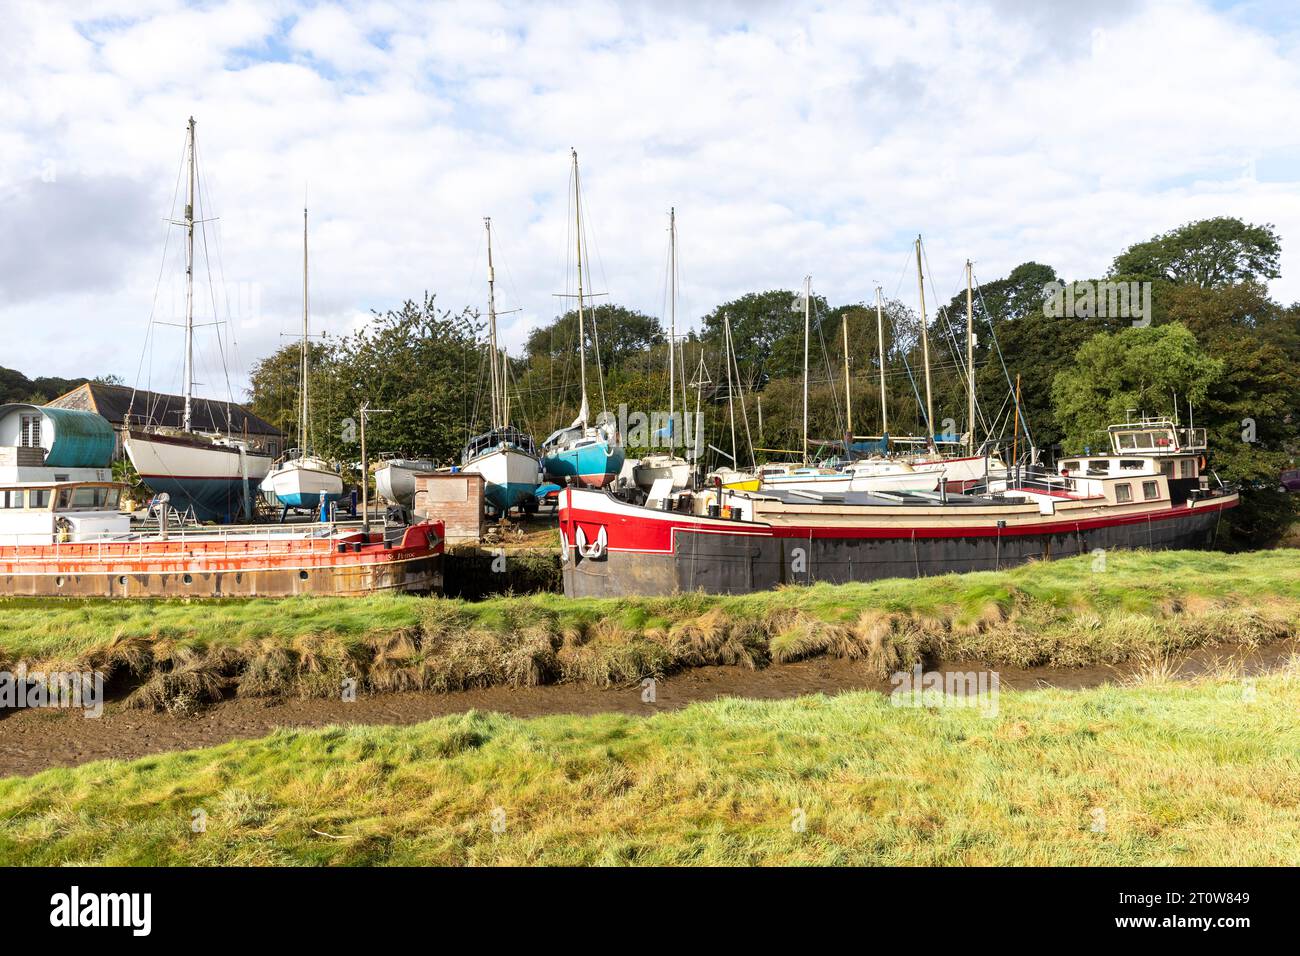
463;438;540;514
634;453;692;490
263;206;343;512
264;455;345;509
632;207;690;493
462;217;541;515
375;459;438;509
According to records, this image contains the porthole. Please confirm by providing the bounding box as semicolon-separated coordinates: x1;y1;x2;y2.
298;570;310;581
183;573;193;585
55;576;64;588
118;575;128;586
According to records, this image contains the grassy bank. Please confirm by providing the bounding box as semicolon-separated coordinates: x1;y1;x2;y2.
2;549;1298;711
2;670;1297;865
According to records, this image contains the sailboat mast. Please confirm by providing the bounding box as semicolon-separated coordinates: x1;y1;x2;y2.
668;207;676;453
572;149;588;429
842;308;852;442
915;236;935;452
724;312;738;467
298;206;311;454
801;274;811;465
965;258;975;457
183;117;196;434
875;285;888;437
485;217;501;430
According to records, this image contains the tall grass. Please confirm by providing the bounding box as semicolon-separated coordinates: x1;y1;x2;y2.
1;667;1297;865
1;549;1297;710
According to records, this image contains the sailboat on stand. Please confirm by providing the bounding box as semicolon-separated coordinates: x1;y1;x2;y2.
124;117;273;523
634;207;691;492
541;149;625;488
263;206;344;514
462;217;542;515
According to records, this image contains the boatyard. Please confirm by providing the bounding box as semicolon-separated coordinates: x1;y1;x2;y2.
4;3;1300;928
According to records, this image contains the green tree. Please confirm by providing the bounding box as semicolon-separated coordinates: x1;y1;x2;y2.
1052;323;1223;454
1110;217;1281;288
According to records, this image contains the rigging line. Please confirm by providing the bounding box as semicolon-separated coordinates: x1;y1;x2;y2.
200;147;241;409
973;270;1036;449
195;158;233;434
491;223;531;355
130;133;188;424
193;134;234;408
576;179;609;419
810;294;846;438
920;239;989;437
656;219;671;385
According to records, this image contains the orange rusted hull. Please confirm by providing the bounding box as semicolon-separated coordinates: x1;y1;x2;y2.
0;522;444;598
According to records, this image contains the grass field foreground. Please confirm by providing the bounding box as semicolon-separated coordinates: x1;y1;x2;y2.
1;667;1297;865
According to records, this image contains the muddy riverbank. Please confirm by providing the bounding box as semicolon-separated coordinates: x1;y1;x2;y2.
2;638;1294;778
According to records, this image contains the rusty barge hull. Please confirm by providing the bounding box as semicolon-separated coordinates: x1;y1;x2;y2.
0;523;443;598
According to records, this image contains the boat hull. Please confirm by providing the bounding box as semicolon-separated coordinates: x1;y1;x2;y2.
462;447;540;513
264;462;345;510
759;473;854;494
0;522;444;598
375;460;438;509
559;488;1237;598
632;456;692;491
125;430;273;523
543;441;625;488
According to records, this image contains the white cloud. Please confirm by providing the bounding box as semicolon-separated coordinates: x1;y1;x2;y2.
1;0;1299;399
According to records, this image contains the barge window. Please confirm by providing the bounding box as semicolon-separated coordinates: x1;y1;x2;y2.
1180;460;1195;478
29;489;50;508
1160;461;1174;476
0;490;23;508
1115;483;1132;503
1119;459;1143;470
1142;481;1159;500
62;487;120;511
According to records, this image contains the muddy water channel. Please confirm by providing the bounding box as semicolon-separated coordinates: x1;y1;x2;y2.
2;639;1295;778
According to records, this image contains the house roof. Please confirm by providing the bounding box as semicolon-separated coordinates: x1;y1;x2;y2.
46;382;282;438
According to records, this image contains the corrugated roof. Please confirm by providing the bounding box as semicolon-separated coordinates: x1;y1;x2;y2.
46;383;282;437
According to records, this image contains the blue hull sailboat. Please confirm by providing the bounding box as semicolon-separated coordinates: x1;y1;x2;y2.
540;149;624;488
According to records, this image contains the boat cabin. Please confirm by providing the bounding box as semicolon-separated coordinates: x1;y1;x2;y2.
0;480;131;546
463;425;538;465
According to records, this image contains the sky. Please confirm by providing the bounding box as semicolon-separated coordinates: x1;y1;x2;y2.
2;0;1300;400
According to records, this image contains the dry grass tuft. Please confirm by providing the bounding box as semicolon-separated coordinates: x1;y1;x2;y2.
126;646;236;714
